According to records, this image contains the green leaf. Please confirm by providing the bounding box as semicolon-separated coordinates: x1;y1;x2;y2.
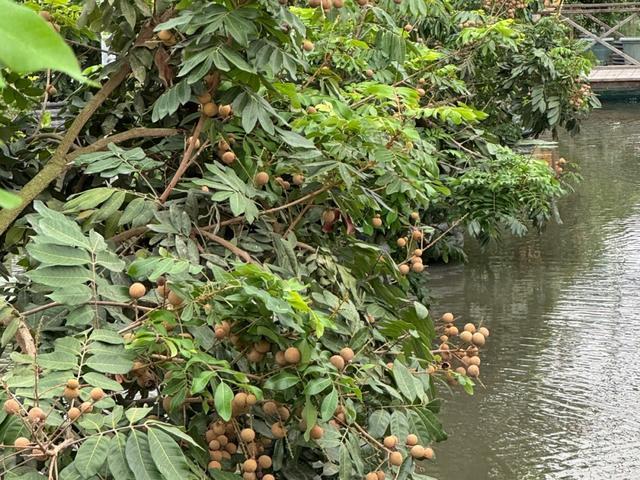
86;354;133;374
304;377;331;396
263;372;299;390
26;266;92;287
147;427;190;478
75;435;109;477
0;189;20;209
214;381;233;422
145;422;202;449
126;430;162;480
320;387;338;422
46;285;93;305
125;407;153;424
392;360;418;402
37;351;77;371
90;329;124;345
33;201;91;249
26;243;91;266
0;0;86;82
95;249;126;272
83;372;124;391
1;317;20;348
109;433;135;480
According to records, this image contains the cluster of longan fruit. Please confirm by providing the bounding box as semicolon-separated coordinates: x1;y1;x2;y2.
435;312;489;378
363;433;434;478
554;157;567;176
39;10;61;32
129;278;183;308
569;84;591;109
482;0;527;18
395;212;427;275
460;19;483;28
308;0;345;10
197;91;233;122
157;29;177;46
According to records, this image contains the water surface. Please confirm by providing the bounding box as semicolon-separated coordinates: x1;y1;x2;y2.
428;103;640;480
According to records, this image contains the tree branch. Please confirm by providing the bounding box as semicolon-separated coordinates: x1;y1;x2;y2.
68;128;180;161
200;230;257;264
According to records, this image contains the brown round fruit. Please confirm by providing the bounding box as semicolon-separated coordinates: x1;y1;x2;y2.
263;401;278;416
411;262;424;273
263;476;275;480
389;451;403;466
271;422;286;438
39;11;53;21
423;446;434;459
412;230;423;241
219;104;232;118
459;330;473;343
275;351;287;366
478;326;490;337
208;460;222;469
330;355;345;370
68;407;81;420
167;290;183;306
293;174;305;186
303;40;314;52
366;474;378;480
197;92;212;104
284;347;301;364
243;459;258;472
203;102;218;117
4;399;20;415
372;217;383;228
90;387;105;401
128;282;147;299
383;435;397;449
472;332;486;346
221;151;236;165
277;406;290;420
80;401;93;413
441;312;454;323
339;347;355;362
255;171;270;186
157;30;173;41
310;425;324;439
463;323;476;333
396;237;407;247
406;434;418;446
63;386;80;400
27;407;46;423
14;437;30;450
467;364;480;377
240;428;256;442
410;211;420;222
399;264;410;275
410;445;425;458
258;455;272;469
376;472;386;480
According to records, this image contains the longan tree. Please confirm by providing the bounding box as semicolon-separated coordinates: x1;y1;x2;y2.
0;0;593;479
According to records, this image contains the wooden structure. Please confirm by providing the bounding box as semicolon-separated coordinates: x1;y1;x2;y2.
554;3;640;90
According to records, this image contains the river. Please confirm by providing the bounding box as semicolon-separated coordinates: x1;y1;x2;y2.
428;102;640;480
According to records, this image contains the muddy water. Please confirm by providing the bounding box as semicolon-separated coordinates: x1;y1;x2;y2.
428;103;640;480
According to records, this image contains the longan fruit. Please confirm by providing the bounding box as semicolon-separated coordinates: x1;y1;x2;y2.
441;312;454;323
203;102;218;117
27;407;46;423
66;378;80;389
3;399;20;415
284;347;301;364
455;366;466;375
246;394;257;406
413;249;423;257
221;151;236;165
225;442;237;454
271;422;286;439
411;262;424;273
208;439;220;450
46;85;57;96
330;355;345;370
376;472;386;480
210;450;223;461
263;475;275;480
243;459;258;472
217;434;229;447
310;425;324;439
446;326;459;336
416;88;426;97
274;351;287;366
439;335;448;343
240;428;256;442
399;264;410;275
412;230;423;241
472;332;486;346
157;30;173;41
410;445;425;458
255;171;270;186
306;106;317;114
258;454;272;468
32;448;47;461
467;365;480;377
463;323;476;333
406;434;418;446
233;392;248;409
340;347;355;362
396;237;407;247
303;40;314;52
478;326;490;337
255;340;271;354
63;386;80;400
372;217;383;228
90;387;105;401
366;473;378;480
208;460;222;469
322;209;336;225
14;437;30;449
188;136;201;149
219;104;232;118
243;474;256;480
423;446;434;459
214;327;227;339
293;174;304;186
277;406;290;421
383;435;397;449
167;290;183;306
459;331;473;343
403;24;413;32
468;356;481;366
410;211;420;222
129;282;146;299
39;11;52;21
246;349;264;363
389;451;403;466
68;407;81;420
263;401;278;416
80;401;93;413
156;284;169;298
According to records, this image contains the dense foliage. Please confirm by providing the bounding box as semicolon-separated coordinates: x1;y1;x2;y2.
0;0;596;479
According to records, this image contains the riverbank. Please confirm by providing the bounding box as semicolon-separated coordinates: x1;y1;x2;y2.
427;102;640;479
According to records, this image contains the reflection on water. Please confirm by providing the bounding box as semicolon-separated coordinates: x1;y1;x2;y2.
428;103;640;480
